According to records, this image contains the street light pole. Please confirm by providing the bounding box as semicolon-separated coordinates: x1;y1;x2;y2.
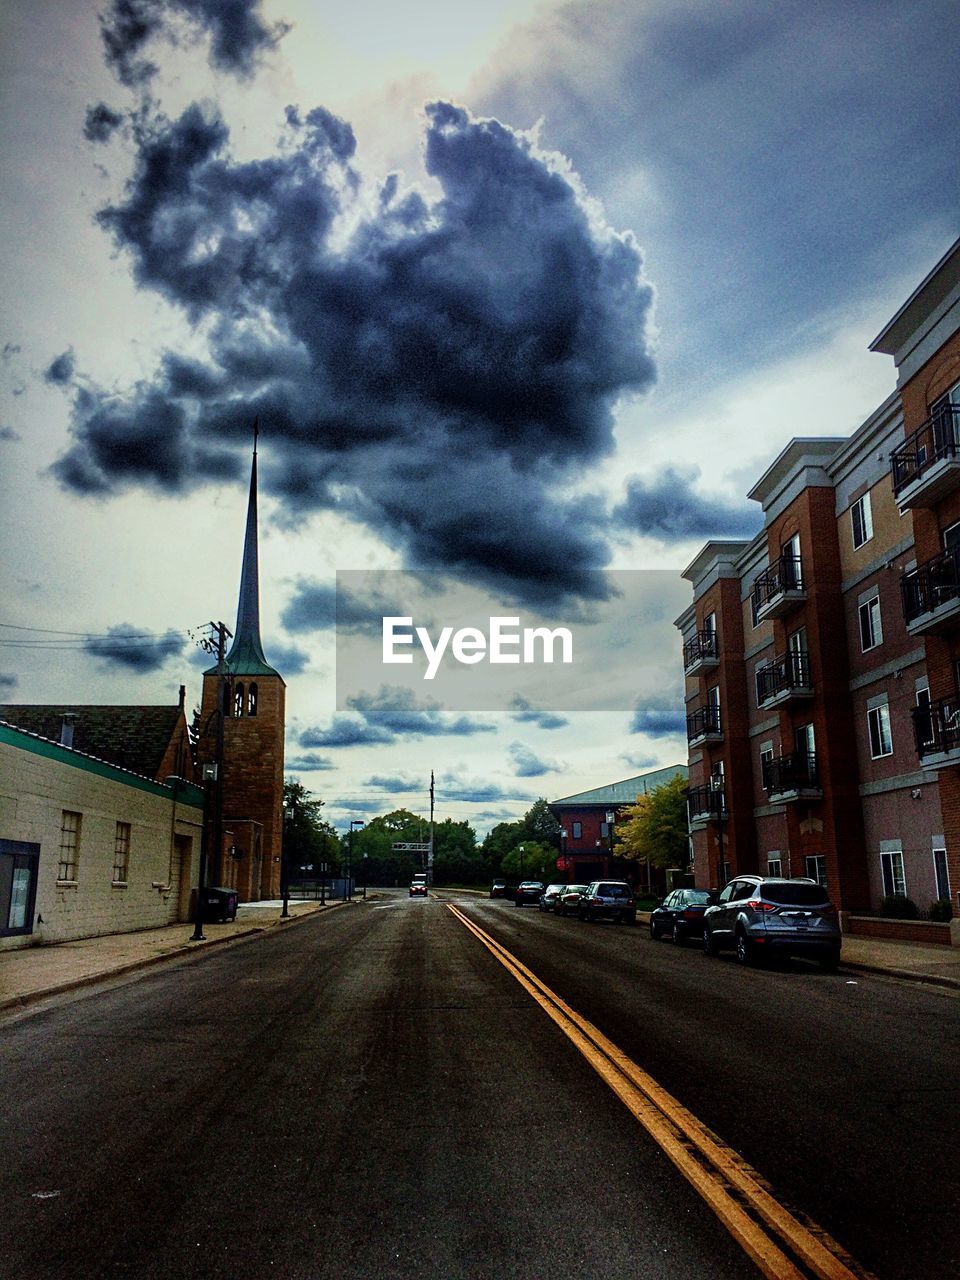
362;852;368;899
605;810;615;876
281;801;291;918
349;820;364;900
711;773;725;890
560;828;568;884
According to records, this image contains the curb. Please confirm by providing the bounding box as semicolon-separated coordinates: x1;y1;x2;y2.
838;958;960;991
0;901;350;1014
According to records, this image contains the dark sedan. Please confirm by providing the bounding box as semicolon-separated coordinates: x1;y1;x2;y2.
649;888;715;944
555;885;589;917
514;880;545;907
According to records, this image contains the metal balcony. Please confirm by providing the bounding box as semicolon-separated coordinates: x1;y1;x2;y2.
752;554;805;622
686;706;722;747
686;784;725;827
756;652;813;708
762;751;821;801
683;630;719;676
901;545;960;635
891;403;960;509
912;696;960;770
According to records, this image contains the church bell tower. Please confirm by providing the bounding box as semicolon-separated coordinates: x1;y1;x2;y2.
197;433;285;900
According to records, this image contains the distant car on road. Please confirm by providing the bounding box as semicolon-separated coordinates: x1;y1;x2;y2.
556;885;589;917
514;880;545;907
539;884;566;912
490;879;509;898
649;888;715;944
409;875;428;898
702;875;841;970
578;881;637;925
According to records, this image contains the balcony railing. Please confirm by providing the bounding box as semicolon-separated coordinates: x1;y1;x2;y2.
752;554;804;620
891;403;960;500
686;705;722;744
912;696;960;764
901;544;960;630
687;784;725;825
756;651;812;705
762;751;819;797
683;630;718;672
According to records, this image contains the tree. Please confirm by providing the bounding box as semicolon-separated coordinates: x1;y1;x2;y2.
283;781;341;876
501;840;555;880
432;818;484;885
614;775;689;870
520;798;561;850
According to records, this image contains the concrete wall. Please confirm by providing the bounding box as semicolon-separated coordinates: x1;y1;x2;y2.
0;731;203;949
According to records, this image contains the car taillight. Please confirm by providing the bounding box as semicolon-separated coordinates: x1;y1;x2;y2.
746;900;776;911
682;909;702;920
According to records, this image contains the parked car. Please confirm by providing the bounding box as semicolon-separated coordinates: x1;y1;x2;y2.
577;881;637;925
539;883;566;912
490;879;509;898
702;875;841;970
514;880;545;907
556;885;589;917
649;888;715;944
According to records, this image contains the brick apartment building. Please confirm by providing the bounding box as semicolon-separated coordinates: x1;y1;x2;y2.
677;237;960;918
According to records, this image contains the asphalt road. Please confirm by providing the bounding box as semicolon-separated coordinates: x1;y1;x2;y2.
1;889;957;1280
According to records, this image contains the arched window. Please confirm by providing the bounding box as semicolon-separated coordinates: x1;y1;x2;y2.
247;683;258;717
234;682;245;718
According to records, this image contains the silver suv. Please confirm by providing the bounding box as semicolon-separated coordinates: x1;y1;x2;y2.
702;875;841;971
577;881;637;925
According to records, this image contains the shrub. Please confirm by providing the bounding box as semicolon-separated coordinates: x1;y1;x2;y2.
929;899;953;923
880;894;919;919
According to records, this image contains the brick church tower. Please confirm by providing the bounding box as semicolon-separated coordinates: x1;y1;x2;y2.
197;438;285;901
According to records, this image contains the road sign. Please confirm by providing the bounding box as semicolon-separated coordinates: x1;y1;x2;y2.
391;842;432;852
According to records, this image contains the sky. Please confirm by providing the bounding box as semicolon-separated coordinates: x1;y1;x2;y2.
1;0;958;836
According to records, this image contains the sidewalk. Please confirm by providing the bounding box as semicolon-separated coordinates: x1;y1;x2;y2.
0;899;352;1013
2;898;959;1014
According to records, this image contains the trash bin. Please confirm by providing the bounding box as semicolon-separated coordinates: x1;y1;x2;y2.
202;887;239;922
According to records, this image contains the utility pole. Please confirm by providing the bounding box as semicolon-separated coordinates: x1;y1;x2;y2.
197;620;232;889
429;769;435;885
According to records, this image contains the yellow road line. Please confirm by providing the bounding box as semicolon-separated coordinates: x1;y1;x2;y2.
448;903;874;1280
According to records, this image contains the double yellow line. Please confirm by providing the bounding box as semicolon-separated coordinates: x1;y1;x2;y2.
447;903;873;1280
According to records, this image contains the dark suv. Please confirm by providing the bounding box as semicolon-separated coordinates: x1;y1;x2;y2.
577;881;636;925
702;875;841;970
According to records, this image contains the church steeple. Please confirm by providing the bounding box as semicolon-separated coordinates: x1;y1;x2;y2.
218;426;280;677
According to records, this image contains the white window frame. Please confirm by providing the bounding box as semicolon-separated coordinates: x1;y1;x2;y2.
767;854;783;877
933;848;950;901
859;594;883;652
113;821;131;885
852;493;873;550
58;811;81;883
759;742;774;789
868;702;893;759
880;848;906;898
805;854;827;887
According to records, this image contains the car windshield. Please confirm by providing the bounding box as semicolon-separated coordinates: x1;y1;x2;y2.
598;884;631;897
760;882;831;905
565;885;588;894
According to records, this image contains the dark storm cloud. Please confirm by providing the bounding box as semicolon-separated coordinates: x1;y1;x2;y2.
508;742;561;778
265;641;309;674
614;468;760;541
100;0;290;87
52;96;656;607
478;0;960;384
438;771;533;804
347;688;495;738
281;580;406;637
630;692;685;737
284;752;334;772
0;674;18;694
44;350;76;385
364;774;419;794
83;623;186;671
299;717;394;749
84;102;125;143
0;426;21;442
509;694;569;730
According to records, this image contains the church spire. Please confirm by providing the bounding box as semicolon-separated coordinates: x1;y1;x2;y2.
221;422;280;676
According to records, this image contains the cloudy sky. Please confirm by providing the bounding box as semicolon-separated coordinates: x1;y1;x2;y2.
1;0;958;834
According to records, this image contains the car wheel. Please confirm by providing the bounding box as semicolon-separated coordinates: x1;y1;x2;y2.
672;924;685;946
703;926;719;956
819;948;841;973
735;928;756;966
650;921;660;939
578;908;587;921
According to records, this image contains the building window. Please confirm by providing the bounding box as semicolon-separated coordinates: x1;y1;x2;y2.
880;849;906;898
572;822;582;839
247;683;258;716
760;743;773;789
868;703;893;758
767;855;782;877
805;855;827;887
58;811;81;882
704;610;716;636
600;821;610;838
852;493;873;549
933;848;950;901
858;595;883;651
234;682;245;717
113;822;131;884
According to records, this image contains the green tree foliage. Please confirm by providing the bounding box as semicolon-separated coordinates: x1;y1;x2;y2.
614;775;689;870
501;840;556;880
283;781;341;876
352;809;426;885
521;798;561;849
432;818;485;885
480;799;561;877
